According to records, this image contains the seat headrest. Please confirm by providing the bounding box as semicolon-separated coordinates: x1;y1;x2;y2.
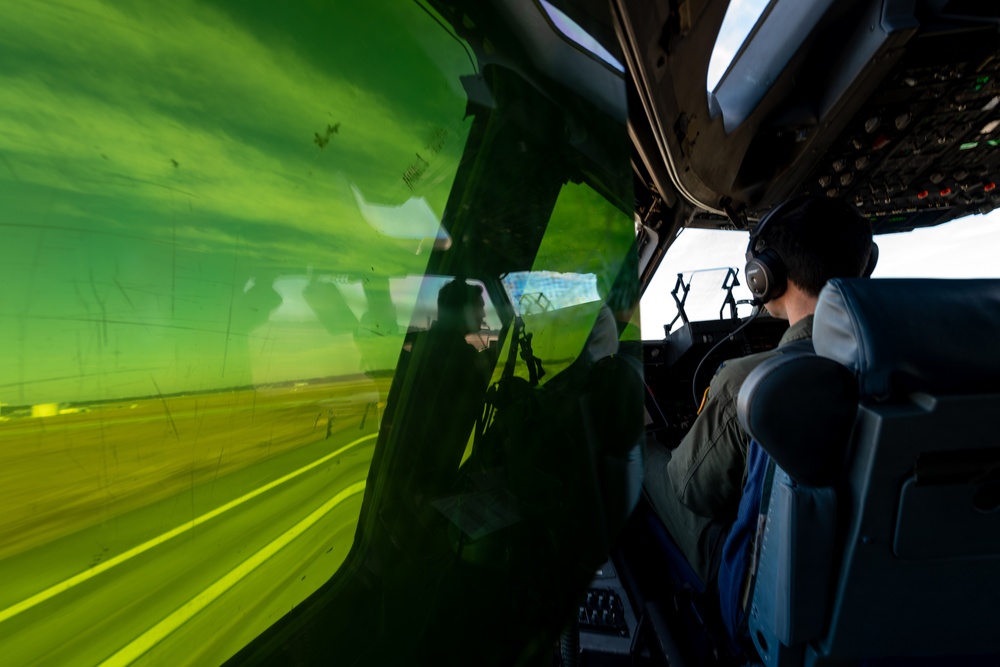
737;348;858;486
814;278;1000;399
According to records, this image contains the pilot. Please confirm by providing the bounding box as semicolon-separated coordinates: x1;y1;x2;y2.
397;279;490;494
643;195;874;587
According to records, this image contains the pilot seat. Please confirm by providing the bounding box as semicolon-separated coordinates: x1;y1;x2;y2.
736;278;1000;666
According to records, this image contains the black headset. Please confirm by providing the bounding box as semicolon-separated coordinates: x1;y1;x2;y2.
744;198;879;304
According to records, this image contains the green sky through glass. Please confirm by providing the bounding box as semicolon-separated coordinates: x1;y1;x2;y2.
0;0;475;405
0;4;641;664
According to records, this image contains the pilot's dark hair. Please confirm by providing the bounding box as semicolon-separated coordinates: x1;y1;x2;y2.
755;196;874;297
437;279;482;313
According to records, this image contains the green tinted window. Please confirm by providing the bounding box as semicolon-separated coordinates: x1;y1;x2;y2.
500;182;634;379
0;1;472;664
0;1;639;664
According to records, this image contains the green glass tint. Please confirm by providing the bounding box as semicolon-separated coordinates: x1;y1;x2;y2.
500;182;633;380
0;1;639;665
0;1;473;664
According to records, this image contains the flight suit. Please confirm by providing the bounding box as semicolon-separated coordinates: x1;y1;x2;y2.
644;315;813;585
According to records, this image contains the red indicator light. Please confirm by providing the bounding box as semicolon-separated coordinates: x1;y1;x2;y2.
940;188;952;196
917;190;929;199
986;182;997;192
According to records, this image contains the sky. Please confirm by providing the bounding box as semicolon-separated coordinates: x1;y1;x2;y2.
707;0;772;90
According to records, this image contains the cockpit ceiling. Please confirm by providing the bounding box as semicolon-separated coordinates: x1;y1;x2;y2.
793;28;1000;234
618;0;1000;234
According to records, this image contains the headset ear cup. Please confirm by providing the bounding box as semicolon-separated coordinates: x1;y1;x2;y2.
745;249;786;303
863;242;879;277
745;257;770;300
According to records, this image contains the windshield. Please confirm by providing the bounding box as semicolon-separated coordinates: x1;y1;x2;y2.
640;213;1000;340
0;1;640;664
641;229;755;338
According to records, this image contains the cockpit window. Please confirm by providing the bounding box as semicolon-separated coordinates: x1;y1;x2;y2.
708;0;837;130
706;0;772;91
0;1;474;663
641;210;1000;341
495;181;635;382
0;1;640;664
640;229;755;338
868;212;1000;278
539;0;625;72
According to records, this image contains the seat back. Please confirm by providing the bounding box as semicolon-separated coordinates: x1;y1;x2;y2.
739;278;1000;666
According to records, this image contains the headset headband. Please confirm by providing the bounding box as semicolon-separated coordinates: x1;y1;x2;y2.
746;197;803;258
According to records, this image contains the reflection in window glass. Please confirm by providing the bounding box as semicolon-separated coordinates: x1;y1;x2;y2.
706;0;772;91
502;271;602;315
499;182;635;381
0;0;644;663
351;37;642;658
0;1;472;664
395;275;501;333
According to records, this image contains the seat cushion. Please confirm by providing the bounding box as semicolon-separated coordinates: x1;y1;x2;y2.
737;350;857;487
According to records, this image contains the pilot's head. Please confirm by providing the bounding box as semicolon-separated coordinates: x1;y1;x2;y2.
437;279;486;335
745;195;874;319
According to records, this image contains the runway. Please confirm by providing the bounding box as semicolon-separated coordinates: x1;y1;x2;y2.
0;378;385;665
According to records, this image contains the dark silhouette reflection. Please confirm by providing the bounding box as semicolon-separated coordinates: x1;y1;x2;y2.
226;275;644;667
380;279;492;529
365;271;644;665
359;279;494;663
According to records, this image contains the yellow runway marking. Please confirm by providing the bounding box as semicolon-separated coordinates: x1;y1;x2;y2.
0;432;377;625
99;480;367;666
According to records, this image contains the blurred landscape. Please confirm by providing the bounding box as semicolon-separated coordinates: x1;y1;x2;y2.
0;374;391;562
